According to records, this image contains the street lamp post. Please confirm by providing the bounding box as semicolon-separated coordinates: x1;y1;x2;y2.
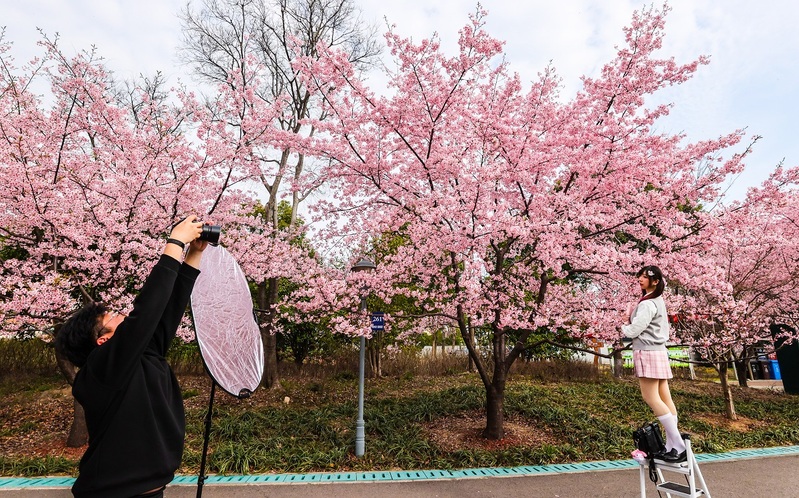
351;257;376;458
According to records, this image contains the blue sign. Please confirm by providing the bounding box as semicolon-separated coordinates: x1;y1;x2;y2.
371;312;385;331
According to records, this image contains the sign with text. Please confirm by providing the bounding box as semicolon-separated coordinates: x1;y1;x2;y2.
371;312;385;332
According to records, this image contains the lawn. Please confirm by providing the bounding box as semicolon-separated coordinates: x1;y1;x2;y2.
2;364;798;477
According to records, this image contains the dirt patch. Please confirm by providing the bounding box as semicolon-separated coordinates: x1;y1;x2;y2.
694;412;764;432
0;375;221;461
423;410;560;452
27;438;86;460
0;375;275;462
0;385;79;459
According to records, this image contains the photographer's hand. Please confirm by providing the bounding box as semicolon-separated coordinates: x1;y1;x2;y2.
164;216;203;262
184;238;208;270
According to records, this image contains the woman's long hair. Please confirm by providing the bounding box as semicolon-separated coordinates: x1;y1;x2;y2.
637;265;665;301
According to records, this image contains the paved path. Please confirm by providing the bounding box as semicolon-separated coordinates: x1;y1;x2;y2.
2;451;797;498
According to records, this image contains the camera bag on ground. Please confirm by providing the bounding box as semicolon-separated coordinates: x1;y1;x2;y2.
633;421;666;482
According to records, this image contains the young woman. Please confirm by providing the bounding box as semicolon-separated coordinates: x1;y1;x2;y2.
621;265;686;463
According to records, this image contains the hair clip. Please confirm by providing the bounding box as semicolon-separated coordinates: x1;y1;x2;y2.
646;270;655;276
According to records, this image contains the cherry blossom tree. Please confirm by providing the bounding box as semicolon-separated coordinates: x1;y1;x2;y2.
0;36;211;334
0;33;222;444
0;31;318;444
178;0;380;389
750;166;799;334
297;4;751;438
671;165;799;419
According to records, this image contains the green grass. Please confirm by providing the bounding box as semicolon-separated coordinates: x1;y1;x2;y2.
0;373;64;398
3;366;799;477
0;456;75;476
176;374;799;476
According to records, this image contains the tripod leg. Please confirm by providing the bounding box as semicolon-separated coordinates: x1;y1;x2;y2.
196;380;217;498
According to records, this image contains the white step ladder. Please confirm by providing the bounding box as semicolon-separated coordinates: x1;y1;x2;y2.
639;436;711;498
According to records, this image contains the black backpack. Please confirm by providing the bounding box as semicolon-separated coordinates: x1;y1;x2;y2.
633;421;666;482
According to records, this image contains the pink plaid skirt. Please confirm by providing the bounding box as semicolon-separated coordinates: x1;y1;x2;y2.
633;350;673;379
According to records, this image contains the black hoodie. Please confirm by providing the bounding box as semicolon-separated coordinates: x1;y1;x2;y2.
72;255;199;498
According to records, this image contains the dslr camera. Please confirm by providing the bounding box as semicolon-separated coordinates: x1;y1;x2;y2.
198;224;222;245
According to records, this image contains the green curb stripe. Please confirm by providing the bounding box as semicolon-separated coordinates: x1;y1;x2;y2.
0;477;75;488
2;445;798;489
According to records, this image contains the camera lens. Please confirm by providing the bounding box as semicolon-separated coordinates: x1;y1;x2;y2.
199;224;221;245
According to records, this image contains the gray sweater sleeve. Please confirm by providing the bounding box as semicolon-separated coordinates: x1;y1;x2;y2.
621;297;670;350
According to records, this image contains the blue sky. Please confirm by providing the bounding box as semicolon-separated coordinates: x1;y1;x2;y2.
4;0;797;202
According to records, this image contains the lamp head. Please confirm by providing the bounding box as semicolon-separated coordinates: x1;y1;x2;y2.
351;257;376;273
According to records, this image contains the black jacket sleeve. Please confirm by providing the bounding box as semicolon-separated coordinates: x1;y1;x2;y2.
86;255;182;387
148;262;201;355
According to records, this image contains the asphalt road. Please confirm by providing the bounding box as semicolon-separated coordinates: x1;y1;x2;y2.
1;453;797;498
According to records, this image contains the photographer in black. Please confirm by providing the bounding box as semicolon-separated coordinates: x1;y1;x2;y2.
55;216;208;498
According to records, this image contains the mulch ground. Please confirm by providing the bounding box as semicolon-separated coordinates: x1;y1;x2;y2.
0;383;86;460
423;410;560;451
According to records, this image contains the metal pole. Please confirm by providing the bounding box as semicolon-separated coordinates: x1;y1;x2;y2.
355;296;366;457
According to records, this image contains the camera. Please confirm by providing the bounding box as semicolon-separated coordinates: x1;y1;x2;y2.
198;224;221;245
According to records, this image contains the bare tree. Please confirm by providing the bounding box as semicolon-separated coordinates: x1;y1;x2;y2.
179;0;380;388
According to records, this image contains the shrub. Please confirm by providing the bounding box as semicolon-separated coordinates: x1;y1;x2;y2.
0;338;57;376
166;341;204;375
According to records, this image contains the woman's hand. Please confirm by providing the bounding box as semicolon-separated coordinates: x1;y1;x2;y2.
623;302;636;324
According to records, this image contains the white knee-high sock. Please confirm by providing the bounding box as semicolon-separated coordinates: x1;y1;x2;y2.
658;413;686;453
674;414;686;452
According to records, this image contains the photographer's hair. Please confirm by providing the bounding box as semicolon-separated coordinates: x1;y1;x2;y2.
54;303;108;367
637;265;665;301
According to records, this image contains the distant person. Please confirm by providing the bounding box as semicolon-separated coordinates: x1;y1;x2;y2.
55;216;207;498
621;265;686;463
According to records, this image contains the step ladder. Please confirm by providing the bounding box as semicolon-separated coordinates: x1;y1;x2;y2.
638;436;711;498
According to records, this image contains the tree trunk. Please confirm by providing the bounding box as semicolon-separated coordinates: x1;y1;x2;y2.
734;358;749;388
466;324;475;373
612;342;625;378
483;385;505;439
257;278;281;390
482;321;509;440
67;399;88;447
718;362;737;420
367;333;382;378
55;350;88;447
